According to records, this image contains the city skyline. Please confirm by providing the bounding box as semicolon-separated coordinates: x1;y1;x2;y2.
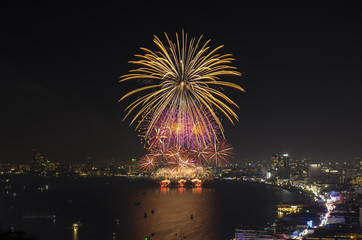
1;2;362;163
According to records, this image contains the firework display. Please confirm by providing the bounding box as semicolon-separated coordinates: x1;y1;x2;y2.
140;107;220;150
120;32;243;181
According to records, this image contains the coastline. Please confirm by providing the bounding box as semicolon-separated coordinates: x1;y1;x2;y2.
235;179;316;201
1;174;304;240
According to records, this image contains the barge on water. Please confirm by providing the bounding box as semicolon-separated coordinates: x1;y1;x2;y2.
160;178;205;187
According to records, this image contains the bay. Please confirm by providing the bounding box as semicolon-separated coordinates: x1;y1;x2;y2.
0;176;310;240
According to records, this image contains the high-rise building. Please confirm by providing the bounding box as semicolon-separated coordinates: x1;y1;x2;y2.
359;159;362;170
351;155;361;169
307;163;321;184
271;152;290;179
271;153;288;169
359;206;362;228
308;163;321;178
30;148;46;172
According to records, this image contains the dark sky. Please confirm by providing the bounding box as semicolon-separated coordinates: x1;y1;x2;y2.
1;1;361;164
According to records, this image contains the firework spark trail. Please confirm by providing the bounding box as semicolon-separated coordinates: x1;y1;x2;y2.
190;144;210;165
141;107;220;150
120;32;242;177
138;154;158;172
208;140;234;167
119;31;244;144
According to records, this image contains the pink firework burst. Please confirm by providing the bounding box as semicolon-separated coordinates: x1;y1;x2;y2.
140;107;220;151
166;145;186;166
190;144;211;165
208;140;233;167
147;127;167;151
177;156;195;169
138;154;158;172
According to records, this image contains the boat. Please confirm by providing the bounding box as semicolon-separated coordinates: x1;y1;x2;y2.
191;178;203;187
23;210;56;220
177;179;187;187
160;179;171;187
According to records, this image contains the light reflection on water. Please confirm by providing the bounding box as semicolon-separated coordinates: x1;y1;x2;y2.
0;177;310;240
73;226;78;240
124;187;220;240
157;186;213;195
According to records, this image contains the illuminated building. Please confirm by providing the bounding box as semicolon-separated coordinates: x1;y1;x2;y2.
360;206;362;228
277;204;303;214
334;189;357;205
30;148;46;172
271;152;290;179
327;215;345;224
351;176;362;186
19;164;30;173
29;149;59;175
307;163;321;183
47;162;56;171
277;204;303;219
234;229;273;240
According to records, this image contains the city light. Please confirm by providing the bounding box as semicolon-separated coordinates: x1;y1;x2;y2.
2;2;362;240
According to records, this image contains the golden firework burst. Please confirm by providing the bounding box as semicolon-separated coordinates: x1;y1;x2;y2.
119;31;244;144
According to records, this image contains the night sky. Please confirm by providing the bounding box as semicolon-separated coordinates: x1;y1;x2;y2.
1;1;361;164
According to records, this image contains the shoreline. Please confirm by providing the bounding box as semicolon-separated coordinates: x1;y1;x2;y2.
235;179;317;201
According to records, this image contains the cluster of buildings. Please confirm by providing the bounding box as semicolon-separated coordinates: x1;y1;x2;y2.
0;149;60;176
229;152;362;240
0;149;134;177
221;152;362;187
233;189;362;239
2;150;362;239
